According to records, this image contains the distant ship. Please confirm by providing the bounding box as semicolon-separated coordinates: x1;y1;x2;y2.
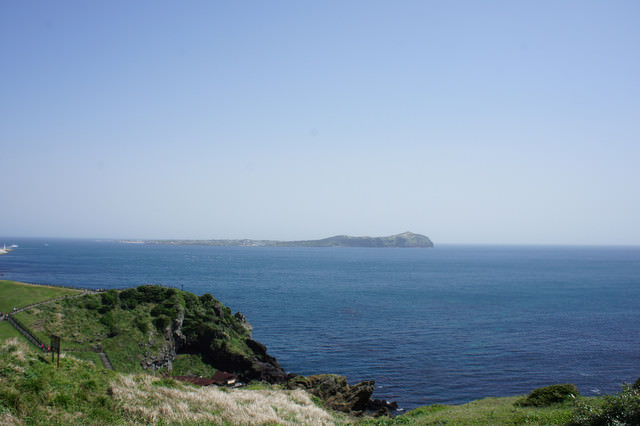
0;244;12;255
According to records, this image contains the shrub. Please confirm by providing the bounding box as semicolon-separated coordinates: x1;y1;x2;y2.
100;290;118;311
134;315;149;334
99;312;115;332
153;315;171;330
150;304;176;319
516;384;578;407
571;383;640;425
84;298;100;311
118;289;140;310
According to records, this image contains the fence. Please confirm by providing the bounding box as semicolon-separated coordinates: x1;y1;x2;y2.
6;315;47;351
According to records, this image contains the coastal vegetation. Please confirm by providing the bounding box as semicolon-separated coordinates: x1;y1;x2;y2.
1;281;639;424
0;339;337;425
11;284;286;382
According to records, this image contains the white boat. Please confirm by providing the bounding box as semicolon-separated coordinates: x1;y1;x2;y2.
0;244;14;255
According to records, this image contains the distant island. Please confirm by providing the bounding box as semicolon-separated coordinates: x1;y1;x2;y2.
123;232;434;248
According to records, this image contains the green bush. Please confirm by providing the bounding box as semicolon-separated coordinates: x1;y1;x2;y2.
99;311;117;336
84;297;100;311
150;304;175;319
571;383;640;425
153;315;171;330
516;384;578;407
101;290;117;305
199;293;214;304
134;315;149;334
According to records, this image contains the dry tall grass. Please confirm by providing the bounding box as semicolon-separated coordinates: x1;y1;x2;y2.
110;374;337;425
0;413;21;426
0;338;343;424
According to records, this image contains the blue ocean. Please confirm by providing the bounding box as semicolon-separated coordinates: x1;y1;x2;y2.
1;239;640;410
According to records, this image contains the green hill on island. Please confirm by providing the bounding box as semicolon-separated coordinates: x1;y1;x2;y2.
128;231;434;248
1;280;639;425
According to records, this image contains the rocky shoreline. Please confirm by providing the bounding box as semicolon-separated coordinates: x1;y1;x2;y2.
138;289;396;417
287;374;399;417
4;282;397;418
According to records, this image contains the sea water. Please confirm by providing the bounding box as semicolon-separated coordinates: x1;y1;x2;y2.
1;239;640;409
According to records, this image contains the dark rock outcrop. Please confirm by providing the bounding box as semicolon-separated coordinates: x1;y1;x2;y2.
286;374;376;414
367;398;399;417
113;285;287;382
205;337;288;383
244;339;288;383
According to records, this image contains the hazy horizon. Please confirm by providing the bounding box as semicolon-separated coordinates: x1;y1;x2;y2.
2;1;639;246
2;234;640;248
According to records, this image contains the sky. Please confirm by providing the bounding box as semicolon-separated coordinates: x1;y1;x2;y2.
1;1;639;245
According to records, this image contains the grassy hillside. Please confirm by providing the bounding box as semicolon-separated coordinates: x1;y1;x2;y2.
365;397;575;425
0;280;81;313
0;321;27;342
12;285;286;381
0;338;339;425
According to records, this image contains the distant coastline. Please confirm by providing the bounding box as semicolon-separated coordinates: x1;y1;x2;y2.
120;231;434;248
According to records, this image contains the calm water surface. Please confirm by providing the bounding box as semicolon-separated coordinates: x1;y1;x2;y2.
2;238;639;409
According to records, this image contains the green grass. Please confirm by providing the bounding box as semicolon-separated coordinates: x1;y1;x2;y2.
13;295;164;373
0;339;120;425
0;280;81;313
64;351;107;368
172;353;219;377
0;321;29;343
360;396;575;425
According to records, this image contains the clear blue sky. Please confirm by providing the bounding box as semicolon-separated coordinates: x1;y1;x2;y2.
1;1;639;244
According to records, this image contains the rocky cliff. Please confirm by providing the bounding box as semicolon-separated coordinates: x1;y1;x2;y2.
116;285;289;383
